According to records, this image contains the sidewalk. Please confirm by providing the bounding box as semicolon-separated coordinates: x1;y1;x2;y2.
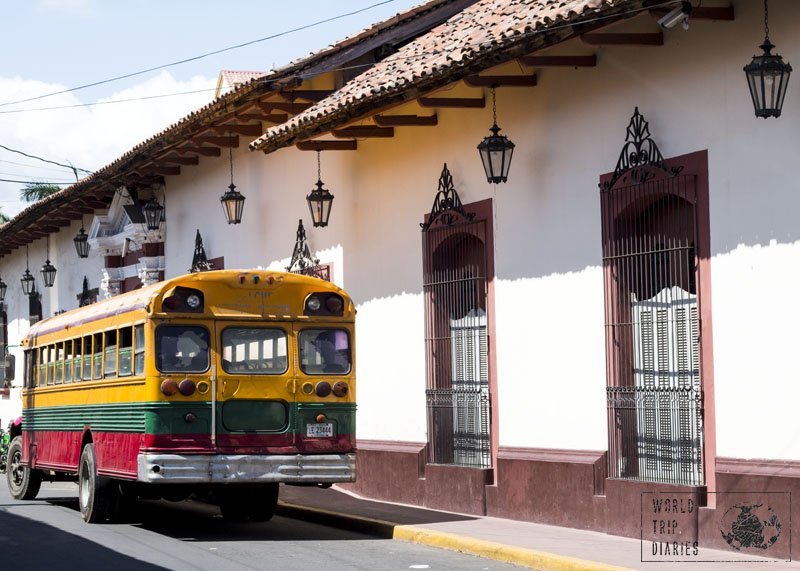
278;485;799;570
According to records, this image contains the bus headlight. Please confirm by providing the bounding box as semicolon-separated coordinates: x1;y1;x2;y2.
185;294;202;309
306;296;322;312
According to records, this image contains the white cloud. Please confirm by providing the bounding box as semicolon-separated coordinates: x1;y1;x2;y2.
0;72;217;217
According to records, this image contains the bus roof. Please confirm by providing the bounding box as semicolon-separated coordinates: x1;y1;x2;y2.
25;270;348;342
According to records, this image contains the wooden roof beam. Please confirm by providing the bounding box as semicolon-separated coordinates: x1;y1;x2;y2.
332;126;394;139
176;146;222;157
373;114;438;127
418;97;485;108
280;89;334;102
582;32;663;46
296;140;358;151
210;124;263;136
190;136;239;148
464;74;537;87
649;6;734;21
235;112;289;124
519;55;597;67
156;155;200;166
135;166;181;176
257;101;314;115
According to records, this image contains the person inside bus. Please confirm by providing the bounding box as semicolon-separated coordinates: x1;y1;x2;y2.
314;330;348;374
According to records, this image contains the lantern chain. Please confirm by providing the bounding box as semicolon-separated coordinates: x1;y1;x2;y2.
491;87;497;126
764;0;769;41
317;150;322;182
228;131;234;186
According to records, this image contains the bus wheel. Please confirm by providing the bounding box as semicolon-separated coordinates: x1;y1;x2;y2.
78;444;111;523
6;437;42;500
219;484;279;522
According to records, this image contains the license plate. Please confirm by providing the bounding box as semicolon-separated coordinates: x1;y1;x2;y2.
306;422;334;438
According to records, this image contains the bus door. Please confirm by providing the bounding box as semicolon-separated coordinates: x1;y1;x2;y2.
216;322;295;447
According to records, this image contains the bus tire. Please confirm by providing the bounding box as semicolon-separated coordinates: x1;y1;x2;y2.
219;484;279;522
79;444;111;523
6;437;42;500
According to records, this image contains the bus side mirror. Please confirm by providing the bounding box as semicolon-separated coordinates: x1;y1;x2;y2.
4;354;15;383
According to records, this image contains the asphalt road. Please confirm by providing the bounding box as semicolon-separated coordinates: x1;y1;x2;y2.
0;481;521;571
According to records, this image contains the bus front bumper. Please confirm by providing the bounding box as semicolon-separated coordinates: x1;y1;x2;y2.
137;453;356;484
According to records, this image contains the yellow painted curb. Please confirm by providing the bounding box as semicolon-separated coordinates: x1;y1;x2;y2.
278;502;634;571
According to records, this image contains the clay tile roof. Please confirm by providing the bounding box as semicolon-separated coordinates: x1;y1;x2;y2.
251;0;638;154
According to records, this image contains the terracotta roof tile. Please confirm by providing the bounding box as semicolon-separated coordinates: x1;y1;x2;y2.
251;0;638;153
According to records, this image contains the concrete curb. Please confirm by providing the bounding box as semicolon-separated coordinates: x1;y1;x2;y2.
276;502;634;571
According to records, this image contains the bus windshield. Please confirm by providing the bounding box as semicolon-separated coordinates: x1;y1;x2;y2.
221;327;288;374
299;328;351;375
156;325;210;373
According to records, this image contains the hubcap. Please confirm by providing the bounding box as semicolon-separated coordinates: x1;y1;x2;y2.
79;461;89;509
9;450;23;489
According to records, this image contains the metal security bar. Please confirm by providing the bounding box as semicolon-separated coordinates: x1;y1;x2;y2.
607;386;703;485
422;174;491;468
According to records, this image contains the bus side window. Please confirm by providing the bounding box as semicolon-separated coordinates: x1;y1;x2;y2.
134;324;145;376
92;333;103;380
55;342;64;384
119;327;132;377
47;345;55;385
74;338;82;383
37;347;45;387
64;339;74;383
24;350;31;389
104;330;117;378
82;335;92;380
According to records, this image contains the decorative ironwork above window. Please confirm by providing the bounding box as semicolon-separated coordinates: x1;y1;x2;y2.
602;107;683;191
287;219;324;277
421;163;475;231
190;230;213;273
77;276;98;307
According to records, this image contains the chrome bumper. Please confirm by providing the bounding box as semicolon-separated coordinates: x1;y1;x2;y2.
137;453;356;484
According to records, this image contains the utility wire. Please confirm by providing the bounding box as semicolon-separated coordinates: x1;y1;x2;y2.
0;144;92;175
0;177;71;185
0;0;400;108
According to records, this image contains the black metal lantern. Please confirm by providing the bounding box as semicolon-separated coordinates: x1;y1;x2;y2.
220;132;245;224
74;222;89;258
41;259;57;288
142;197;165;231
744;0;792;118
0;276;7;302
478;87;515;183
21;245;35;295
306;151;334;228
221;183;245;225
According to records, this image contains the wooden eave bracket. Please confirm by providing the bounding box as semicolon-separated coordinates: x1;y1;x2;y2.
332;126;394;139
373;114;438;127
258;101;314;115
464;74;537;87
519;55;597;67
279;89;334;102
155;155;200;166
296;140;358;151
581;32;664;46
175;146;222;157
190;135;239;148
649;6;734;20
209;124;263;136
417;97;485;108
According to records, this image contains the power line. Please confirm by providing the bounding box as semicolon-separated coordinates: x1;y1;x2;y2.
0;0;401;109
0;158;79;173
0;177;71;185
0;144;92;175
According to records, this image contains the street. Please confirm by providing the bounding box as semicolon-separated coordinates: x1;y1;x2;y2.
0;481;521;571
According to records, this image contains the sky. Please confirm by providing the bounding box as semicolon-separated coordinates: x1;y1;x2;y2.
0;0;423;218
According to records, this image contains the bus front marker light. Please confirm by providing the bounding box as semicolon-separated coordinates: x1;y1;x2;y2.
302;382;314;394
306;296;321;312
161;379;178;396
315;381;331;397
316;414;327;423
178;379;196;396
185;294;201;309
184;412;197;424
163;295;184;311
196;381;210;394
332;381;349;397
326;296;343;313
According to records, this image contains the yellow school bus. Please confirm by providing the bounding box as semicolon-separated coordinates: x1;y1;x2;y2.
6;270;355;523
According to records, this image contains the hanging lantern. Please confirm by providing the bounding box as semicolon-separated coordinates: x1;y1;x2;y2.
0;277;7;302
20;269;34;296
478;87;515;184
744;0;792;118
74;224;90;258
220;132;245;224
41;259;57;288
142;197;165;231
220;183;246;224
306;151;334;228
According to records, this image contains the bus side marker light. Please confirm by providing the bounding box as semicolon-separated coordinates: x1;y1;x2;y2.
332;382;349;397
302;382;314;394
178;379;196;396
315;381;332;397
161;379;179;396
196;381;210;394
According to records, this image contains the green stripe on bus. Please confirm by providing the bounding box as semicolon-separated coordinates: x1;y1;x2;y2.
22;401;356;435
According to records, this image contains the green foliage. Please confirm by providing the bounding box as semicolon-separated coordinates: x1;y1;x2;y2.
20;182;61;203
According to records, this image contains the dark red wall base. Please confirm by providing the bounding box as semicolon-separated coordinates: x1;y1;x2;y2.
346;441;796;561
